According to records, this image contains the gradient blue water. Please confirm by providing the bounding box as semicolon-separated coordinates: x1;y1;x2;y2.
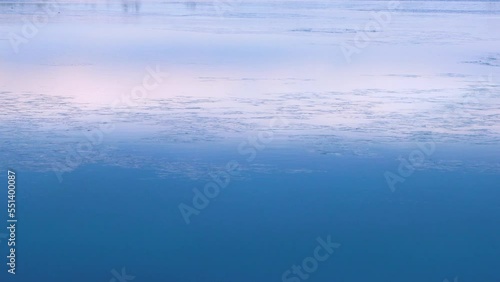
1;1;499;281
0;146;498;282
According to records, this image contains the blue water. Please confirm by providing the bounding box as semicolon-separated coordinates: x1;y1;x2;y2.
1;0;500;281
0;145;498;282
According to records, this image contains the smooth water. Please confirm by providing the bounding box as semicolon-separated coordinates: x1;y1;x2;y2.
0;1;499;281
